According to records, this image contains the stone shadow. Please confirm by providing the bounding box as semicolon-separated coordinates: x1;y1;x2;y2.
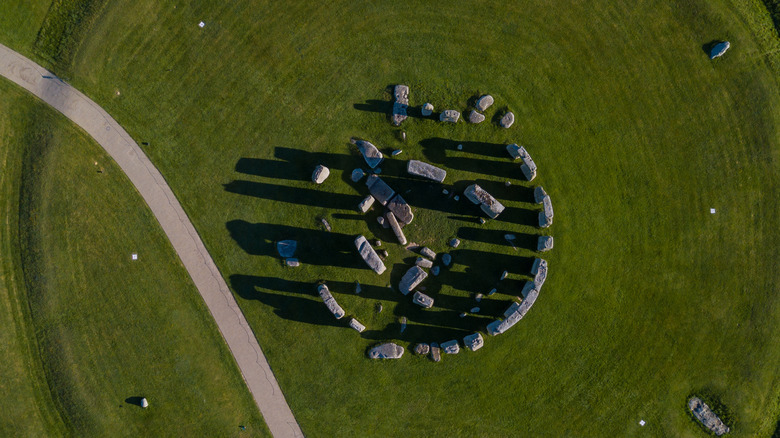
457;227;538;251
223;180;362;211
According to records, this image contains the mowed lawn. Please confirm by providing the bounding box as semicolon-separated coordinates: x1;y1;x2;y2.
3;0;780;436
0;79;267;436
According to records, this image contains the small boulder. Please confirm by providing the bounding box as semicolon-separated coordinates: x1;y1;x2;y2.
312;165;330;184
400;316;407;333
415;257;433;269
355;282;362;294
399;266;428;295
378;249;389;259
470;307;480;313
141;398;149;408
377;216;388;228
468;110;485;124
369;343;405;359
441;253;452;266
500;112;515;128
475;293;483;302
414;343;430;355
351;138;384;168
351;168;366;182
276;240;297;258
349;318;366;333
710;41;730;59
421;103;434;116
284;258;300;267
439;110;460;123
476;95;494;111
449;238;461;248
441;340;460;354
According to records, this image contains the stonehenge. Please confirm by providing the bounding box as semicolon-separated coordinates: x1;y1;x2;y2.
531;258;548;288
369;343;405;359
468;110;485;124
413;291;434;308
317;284;345;319
464;184;505;218
407;160;447;183
399;266;428;295
392;84;409;126
351;138;384;168
355;235;386;274
688;397;730;435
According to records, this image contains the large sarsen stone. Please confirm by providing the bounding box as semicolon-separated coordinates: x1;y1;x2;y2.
355;235;386;274
351;138;384;168
407;160;447;183
399;266;428;295
369;343;405;359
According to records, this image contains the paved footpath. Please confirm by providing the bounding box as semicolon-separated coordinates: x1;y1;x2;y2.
0;43;303;438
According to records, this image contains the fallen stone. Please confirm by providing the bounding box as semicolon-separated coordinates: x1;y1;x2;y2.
351;168;366;182
392;149;403;156
539;211;553;228
534;186;548;204
369;343;405;359
431;266;440;276
400;131;406;142
374;240;382;247
378;249;388;259
463;333;484;351
488;288;497;295
542;195;554;218
487;287;540;335
399;266;428;295
386;194;414;224
358;195;375;213
415;257;433;269
414;343;430;355
285;258;300;267
392;85;409;126
377;216;388;228
421;102;434;116
441;253;452;266
312;165;330;184
439;110;460;123
464;184;505;218
351;138;384;168
385;211;408;245
276;240;297;258
505;180;512;187
366;175;396;205
349;318;366;333
407;160;447;183
710;41;730;60
470;307;480;313
468;110;485;124
355;235;387;274
430;342;441;362
413;291;434;308
320;217;332;232
420;247;436;259
500;111;515;128
317;284;345;319
441;340;460;354
476;94;494;111
504;234;516;242
538;236;554;252
688;397;730;436
457;144;463;150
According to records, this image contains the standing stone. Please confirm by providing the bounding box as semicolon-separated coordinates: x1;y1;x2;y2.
539;211;553;228
688;397;730;435
439;110;460;123
538;236;554;252
441;340;460;354
449;238;460;248
487;287;540;335
351;138;384;168
276;240;297;258
407;160;447;183
415;257;433;269
468;110;485;124
430;342;441;362
317;284;345;319
412;291;434;308
284;258;300;267
378;249;389;259
507;144;537;180
414;343;430;355
709;41;730;59
386;194;414;224
464;184;505;218
476;95;494;111
399;266;428;295
534;186;548;204
421;102;434;116
141;398;149;408
355;235;387;274
349;318;366;333
500;111;515;128
366;175;396;205
351;168;366;182
358;195;375;213
420;247;437;259
392;85;409;126
312;165;330;184
369;343;405;359
431;266;440;276
441;253;452;266
385;211;408;245
463;333;484;351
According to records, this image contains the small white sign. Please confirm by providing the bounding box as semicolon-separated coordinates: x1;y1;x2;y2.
710;208;716;214
131;253;138;260
199;21;205;28
639;420;646;426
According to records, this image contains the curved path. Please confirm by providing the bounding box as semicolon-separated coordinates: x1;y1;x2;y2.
0;43;303;437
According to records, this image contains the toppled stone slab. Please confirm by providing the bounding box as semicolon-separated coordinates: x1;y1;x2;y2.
392;85;409;126
710;41;730;60
441;340;460;354
500;111;515;128
439;110;460;123
349;318;366;333
369;343;405;359
386;194;413;224
385;211;407;245
430;342;441;362
407;160;447;183
441;253;452;266
399;266;428;295
317;284;345;319
415;257;433;269
688;397;730;436
538;236;554;252
542;195;554;218
412;291;434;308
421;103;434;116
366;175;396;205
420;247;436;260
464;184;505;218
276;240;297;258
476;95;494;111
351;138;384;168
358;195;375;213
285;258;300;267
355;235;387;274
312;165;330;184
487;287;540;335
468;110;485;124
506;145;537;181
463;333;484;351
414;343;430;355
449;238;460;248
351;168;366;182
534;186;548;203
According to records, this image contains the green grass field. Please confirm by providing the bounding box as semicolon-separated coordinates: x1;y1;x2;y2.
0;81;267;436
3;0;780;436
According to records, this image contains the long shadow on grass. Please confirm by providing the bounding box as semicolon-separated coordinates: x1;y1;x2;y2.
226;220;360;268
457;227;538;251
224;180;362;211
